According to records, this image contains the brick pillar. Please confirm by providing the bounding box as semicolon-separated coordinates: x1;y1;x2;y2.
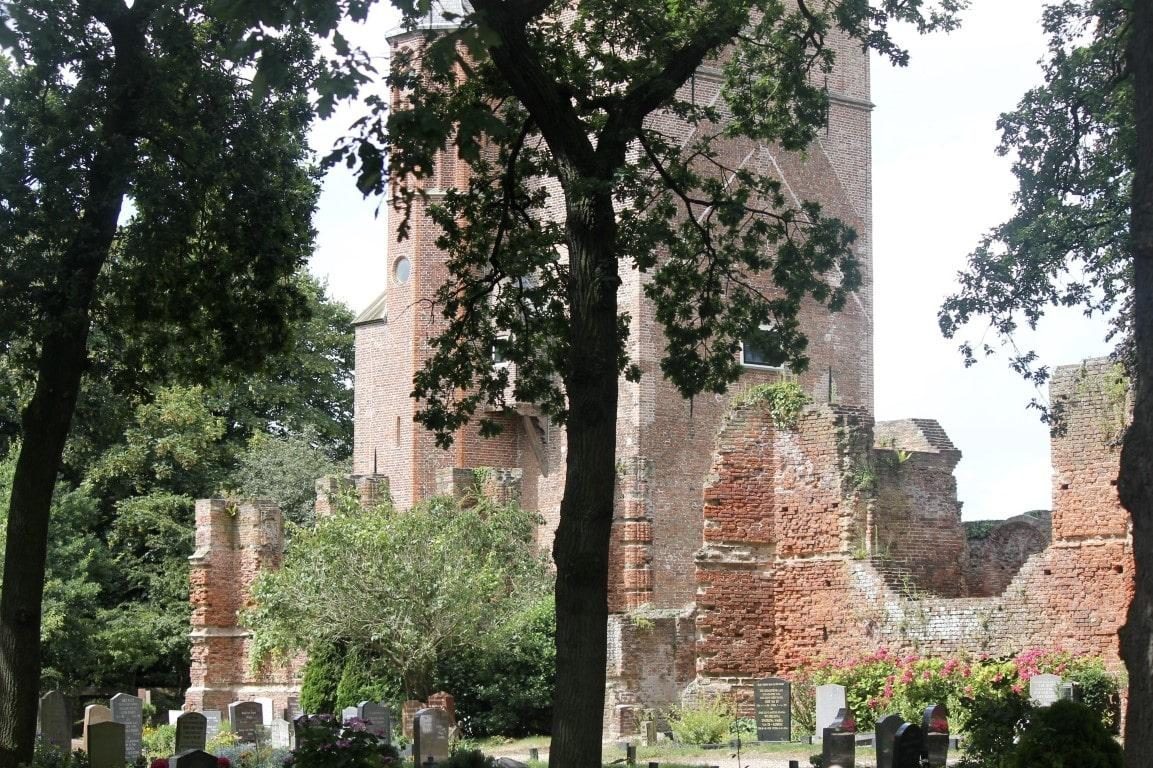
435;467;522;505
613;457;653;611
426;692;456;724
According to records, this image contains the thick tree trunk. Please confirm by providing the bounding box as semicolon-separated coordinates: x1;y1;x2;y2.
549;184;620;768
1120;2;1153;766
0;8;146;764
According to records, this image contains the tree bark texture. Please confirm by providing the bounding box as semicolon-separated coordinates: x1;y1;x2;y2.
0;8;147;765
1120;1;1153;766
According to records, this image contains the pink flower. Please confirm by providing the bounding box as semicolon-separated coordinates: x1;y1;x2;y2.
1011;683;1024;694
922;669;933;680
901;669;914;684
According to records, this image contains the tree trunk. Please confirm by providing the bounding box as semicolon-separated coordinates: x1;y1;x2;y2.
549;183;620;768
1120;1;1153;766
0;9;146;764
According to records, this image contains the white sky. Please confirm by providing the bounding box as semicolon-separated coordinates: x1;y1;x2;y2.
308;0;1115;521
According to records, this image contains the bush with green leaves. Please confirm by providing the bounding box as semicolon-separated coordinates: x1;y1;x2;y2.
665;698;734;745
287;714;398;768
1006;700;1122;768
142;725;176;759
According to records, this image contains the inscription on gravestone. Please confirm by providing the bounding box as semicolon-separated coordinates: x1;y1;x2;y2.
203;711;222;741
229;701;264;743
413;708;452;767
87;721;126;768
892;723;924;768
358;701;392;741
874;714;905;768
38;690;70;754
111;692;144;761
1029;674;1062;707
176;712;208;754
821;708;855;768
752;678;791;742
921;704;949;768
815;684;846;737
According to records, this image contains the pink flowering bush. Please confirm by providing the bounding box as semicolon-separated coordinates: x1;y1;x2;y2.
288;714;399;768
795;647;1120;734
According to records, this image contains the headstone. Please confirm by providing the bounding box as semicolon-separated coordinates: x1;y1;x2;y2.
1059;681;1083;703
892;723;924;768
357;700;392;741
874;714;905;768
253;697;274;725
84;704;114;751
176;711;208;754
413;707;452;767
643;720;657;747
38;690;70;753
921;704;949;768
342;706;359;724
203;710;222;741
497;759;528;768
815;684;846;737
284;696;302;722
228;701;264;743
169;710;183;726
173;749;219;768
111;692;144;761
1029;673;1062;707
821;708;855;768
753;677;791;742
87;721;125;768
269;719;292;749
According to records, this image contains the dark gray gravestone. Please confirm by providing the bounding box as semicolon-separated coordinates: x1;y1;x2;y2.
111;692;144;761
83;705;114;751
1059;681;1083;703
821;708;855;768
38;690;70;754
921;704;949;768
284;696;302;722
228;701;264;743
269;719;292;749
892;723;923;768
342;706;359;724
1029;674;1062;707
753;678;791;742
176;712;208;754
874;714;905;768
87;721;125;768
413;707;452;767
358;700;392;741
815;684;846;737
173;749;219;768
203;710;222;741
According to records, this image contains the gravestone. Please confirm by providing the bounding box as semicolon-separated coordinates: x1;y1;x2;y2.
228;701;264;743
203;710;222;741
173;749;219;768
270;719;292;749
821;708;855;768
87;721;125;768
284;696;302;722
169;710;183;725
892;723;924;768
342;706;359;724
254;697;274;725
874;714;905;768
38;690;70;753
644;720;658;747
358;700;392;741
413;707;452;767
1059;681;1083;703
111;692;144;761
815;684;846;737
921;704;949;768
1029;673;1062;707
176;711;208;754
84;704;114;750
752;677;791;742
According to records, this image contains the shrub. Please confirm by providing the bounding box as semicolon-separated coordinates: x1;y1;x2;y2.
666;698;734;745
301;641;345;715
142;724;177;758
1006;700;1122;768
439;750;497;768
288;713;399;768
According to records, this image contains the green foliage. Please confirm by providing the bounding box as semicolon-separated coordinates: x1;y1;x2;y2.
730;381;810;429
665;698;735;745
229;430;349;528
335;646;389;711
439;750;497;768
434;595;556;737
245;495;552;699
142;725;176;759
289;714;399;768
24;744;88;768
1006;700;1122;768
301;642;347;716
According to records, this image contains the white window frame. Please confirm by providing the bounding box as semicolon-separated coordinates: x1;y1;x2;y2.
740;323;788;370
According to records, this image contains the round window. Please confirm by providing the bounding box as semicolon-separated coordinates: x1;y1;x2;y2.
394;256;412;284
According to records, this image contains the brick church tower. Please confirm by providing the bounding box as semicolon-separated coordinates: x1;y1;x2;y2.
352;5;873;732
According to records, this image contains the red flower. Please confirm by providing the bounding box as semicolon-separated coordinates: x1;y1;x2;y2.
218;757;232;768
151;759;169;768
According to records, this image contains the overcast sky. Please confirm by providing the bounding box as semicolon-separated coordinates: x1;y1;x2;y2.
308;0;1115;521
